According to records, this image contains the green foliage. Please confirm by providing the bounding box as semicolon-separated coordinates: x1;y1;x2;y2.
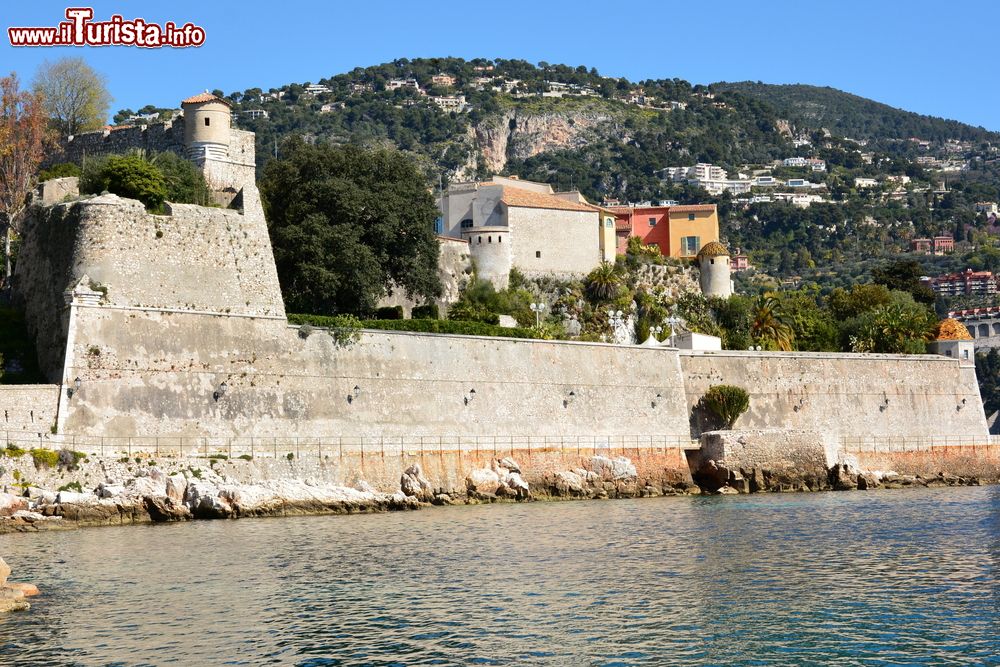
261;139;442;316
151;151;211;206
585;262;624;302
828;284;892;321
976;349;1000;416
871;260;936;305
57;481;83;493
2;443;27;458
846;294;935;353
375;305;404;320
80;153;168;211
750;294;794;351
292;313;542;339
411;303;440;319
29;448;59;469
701;385;751;429
288;313;361;347
39;162;81;181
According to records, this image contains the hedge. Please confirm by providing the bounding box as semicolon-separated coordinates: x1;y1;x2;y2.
288;314;542;339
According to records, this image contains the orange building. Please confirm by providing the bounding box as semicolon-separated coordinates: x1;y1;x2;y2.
610;203;719;258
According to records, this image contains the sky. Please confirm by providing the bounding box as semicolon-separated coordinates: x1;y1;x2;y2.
2;0;998;130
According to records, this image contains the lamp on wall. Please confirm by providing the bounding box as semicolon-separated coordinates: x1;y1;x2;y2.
651;392;662;409
213;381;228;402
465;388;476;406
68;376;82;399
347;385;361;404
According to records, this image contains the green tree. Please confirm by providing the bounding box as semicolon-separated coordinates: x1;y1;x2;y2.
261;138;441;315
871;259;935;305
151;152;210;206
584;262;623;302
33;57;111;136
702;384;750;429
81;153;167;211
750;294;794;351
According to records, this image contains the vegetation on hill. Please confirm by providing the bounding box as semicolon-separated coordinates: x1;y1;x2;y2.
79;151;210;211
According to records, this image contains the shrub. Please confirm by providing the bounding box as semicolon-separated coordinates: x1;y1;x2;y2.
375;305;405;320
39;162;82;181
151;151;210;206
81;153;167;211
286;452;295;461
57;481;83;493
30;448;60;469
58;449;87;471
701;385;750;429
585;262;623;302
238;454;253;461
3;444;26;458
411;303;439;320
446;301;500;324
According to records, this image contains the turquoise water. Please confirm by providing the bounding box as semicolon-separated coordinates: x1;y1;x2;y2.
3;487;1000;666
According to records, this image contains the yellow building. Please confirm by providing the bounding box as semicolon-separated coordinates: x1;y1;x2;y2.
665;205;720;258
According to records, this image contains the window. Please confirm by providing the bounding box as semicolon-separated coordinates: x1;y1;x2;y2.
536;251;541;258
488;236;492;243
204;118;211;126
460;219;473;229
648;217;657;227
478;236;482;244
498;236;502;243
688;213;695;221
681;236;701;256
604;218;613;228
963;349;970;359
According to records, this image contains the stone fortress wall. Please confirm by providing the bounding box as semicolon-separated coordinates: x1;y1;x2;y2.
5;94;995;496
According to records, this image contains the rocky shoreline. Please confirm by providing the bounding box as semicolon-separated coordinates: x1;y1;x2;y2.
1;447;993;537
0;557;40;612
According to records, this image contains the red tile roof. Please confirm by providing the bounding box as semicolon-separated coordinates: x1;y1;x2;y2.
497;185;597;212
181;93;232;107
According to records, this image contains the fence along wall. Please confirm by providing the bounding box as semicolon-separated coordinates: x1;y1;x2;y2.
680;351;989;439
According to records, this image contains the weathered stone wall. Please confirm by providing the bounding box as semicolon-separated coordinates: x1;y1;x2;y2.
680;351;988;439
377;237;471;317
0;386;59;437
508;207;601;278
60;311;692;442
52;120;186;166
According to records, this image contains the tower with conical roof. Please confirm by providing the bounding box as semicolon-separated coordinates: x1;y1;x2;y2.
697;241;732;298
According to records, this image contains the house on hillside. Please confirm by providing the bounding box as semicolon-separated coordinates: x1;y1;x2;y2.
608;203;720;257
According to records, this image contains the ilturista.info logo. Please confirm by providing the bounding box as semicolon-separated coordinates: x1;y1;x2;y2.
8;7;206;48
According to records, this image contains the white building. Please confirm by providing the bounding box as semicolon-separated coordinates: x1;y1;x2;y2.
855;177;879;189
387;79;420;91
431;95;467;111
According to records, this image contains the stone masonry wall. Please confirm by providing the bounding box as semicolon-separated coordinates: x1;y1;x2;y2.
61;310;692;442
52;119;186;166
0;386;59;437
681;351;988;439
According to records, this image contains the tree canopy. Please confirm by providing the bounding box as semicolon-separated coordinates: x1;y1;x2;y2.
261;138;442;315
33;57;111;136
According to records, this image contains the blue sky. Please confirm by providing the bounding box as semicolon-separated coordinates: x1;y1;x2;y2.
2;0;998;130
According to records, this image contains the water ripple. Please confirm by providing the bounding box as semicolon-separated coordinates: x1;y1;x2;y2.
3;487;1000;665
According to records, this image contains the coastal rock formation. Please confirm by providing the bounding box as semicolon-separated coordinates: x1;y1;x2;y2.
465;458;530;500
0;558;34;613
400;464;434;501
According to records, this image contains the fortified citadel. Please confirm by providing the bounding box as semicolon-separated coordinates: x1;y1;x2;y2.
2;94;996;497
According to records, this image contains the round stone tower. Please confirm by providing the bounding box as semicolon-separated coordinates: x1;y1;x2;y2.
463;227;512;289
697;241;732;298
181;92;232;160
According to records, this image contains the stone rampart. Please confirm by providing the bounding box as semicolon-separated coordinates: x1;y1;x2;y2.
680;350;987;439
0;386;59;437
53;119;186;166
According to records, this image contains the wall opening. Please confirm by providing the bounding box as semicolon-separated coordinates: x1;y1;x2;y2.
204;117;211;126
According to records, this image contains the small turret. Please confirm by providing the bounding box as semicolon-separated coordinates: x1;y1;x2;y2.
697;241;732;298
181;92;232;160
928;318;974;366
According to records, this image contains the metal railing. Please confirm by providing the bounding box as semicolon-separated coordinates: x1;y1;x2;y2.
0;432;700;460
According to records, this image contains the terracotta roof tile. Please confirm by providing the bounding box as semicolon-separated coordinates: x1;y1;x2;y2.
669;204;716;213
499;186;597;212
181;93;232;106
935;318;973;341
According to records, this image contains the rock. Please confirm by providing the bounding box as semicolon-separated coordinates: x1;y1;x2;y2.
0;558;10;586
432;493;455;505
97;483;125;499
352;479;376;494
717;485;740;495
496;457;521;474
829;463;859;491
6;582;39;597
10;510;46;522
400;464;433;501
728;471;750;494
0;493;28;517
165;474;187;503
184;480;232;518
142;496;192;522
55;491;98;505
857;473;880;491
465;468;501;497
125;476;167;498
0;587;29;612
695;459;730;493
589;455;638;481
746;467;769;493
553;470;585;496
505;471;530;499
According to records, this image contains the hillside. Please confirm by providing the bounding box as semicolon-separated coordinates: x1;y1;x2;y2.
110;58;1000;287
710;82;1000;145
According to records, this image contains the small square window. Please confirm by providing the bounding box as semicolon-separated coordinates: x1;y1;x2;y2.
649;217;657;227
536;251;541;258
688;213;695;221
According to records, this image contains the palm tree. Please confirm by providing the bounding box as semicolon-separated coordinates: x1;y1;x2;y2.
584;262;622;302
750;294;794;351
